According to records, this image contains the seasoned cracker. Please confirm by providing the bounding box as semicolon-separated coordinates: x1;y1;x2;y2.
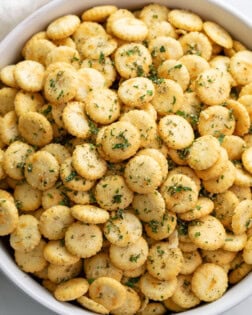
14;91;44;117
18;112;53;147
139;273;177;301
158;60;190;91
203;21;233;49
23;39;56;65
213;190;239;230
124;155;162;194
111;17;148;41
3;141;34;180
0;87;17;116
168;9;203;31
0;65;18;88
195;69;231;105
14;182;42;212
71;205;109;224
14;60;44;92
0;198;19;236
149;36;183;66
147;21;177;41
242;147;252;174
62;101;90;138
47;260;82;284
44;68;78;104
15;239;48;273
139;4;170;26
160;174;198;213
191;263;228;302
39;205;74;240
243;236;252;264
72;143;107;180
109;237;148;271
111;286;141;315
24;151;59;191
79;35;117;59
232;200;252;235
95;175;133;210
158;115;194;150
104;211;142;247
118;77;155;108
114;43;152;79
187;135;220;170
120;110;156;148
151;79;184;116
171;275;200;309
0;111;19;145
85;88;120;124
10;214;41;252
54;277;89;301
180;250;202;275
89;277;126;311
198;105;235;137
223;233;247;252
65;222;103;258
47;15;81;40
188;215;226;250
77;296;109;314
100;121;140;161
132;190;165;223
82;5;117;22
147;242;183;280
84;252;123;282
44;239;80;265
221;135;246;161
179;32;212;60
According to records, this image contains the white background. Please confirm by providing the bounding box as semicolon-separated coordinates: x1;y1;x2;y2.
0;0;252;314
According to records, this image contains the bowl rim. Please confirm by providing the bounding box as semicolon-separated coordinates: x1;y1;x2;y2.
0;1;252;315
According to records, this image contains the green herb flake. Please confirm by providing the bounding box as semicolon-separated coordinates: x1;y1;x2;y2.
167;185;192;195
125;277;140;288
129;254;141;262
65;170;77;182
99;52;105;64
194;231;201;237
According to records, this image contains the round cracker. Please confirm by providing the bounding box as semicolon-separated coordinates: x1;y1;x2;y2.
18;112;53;147
10;214;41;252
65;222;103;258
0;198;19;236
25;151;59;191
39;205;74;240
139;273;177;301
54;277;89;301
72;143;107;180
71;205;109;224
95;175;133;211
188;215;226;250
47;15;81;40
191;263;228;302
89;277;127;311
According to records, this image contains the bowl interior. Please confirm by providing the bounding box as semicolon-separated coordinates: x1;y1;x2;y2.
0;1;251;315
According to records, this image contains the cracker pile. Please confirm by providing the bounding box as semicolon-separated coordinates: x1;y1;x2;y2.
0;3;252;314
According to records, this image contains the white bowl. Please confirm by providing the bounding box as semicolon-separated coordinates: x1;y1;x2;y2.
0;0;251;314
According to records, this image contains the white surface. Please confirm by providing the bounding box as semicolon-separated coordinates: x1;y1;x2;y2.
0;0;251;314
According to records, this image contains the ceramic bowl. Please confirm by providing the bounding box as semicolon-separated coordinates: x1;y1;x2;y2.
0;0;251;314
